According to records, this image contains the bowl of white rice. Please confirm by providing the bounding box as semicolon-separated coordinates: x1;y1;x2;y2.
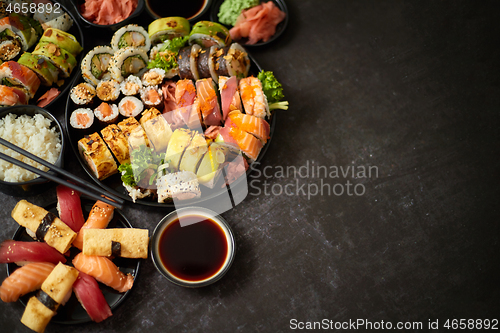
0;106;65;196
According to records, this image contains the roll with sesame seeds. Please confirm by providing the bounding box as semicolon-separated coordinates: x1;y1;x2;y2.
70;82;96;105
108;47;148;83
111;24;151;52
81;46;115;86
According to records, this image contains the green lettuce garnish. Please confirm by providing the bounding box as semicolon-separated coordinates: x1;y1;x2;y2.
147;36;188;72
118;145;165;187
257;70;289;111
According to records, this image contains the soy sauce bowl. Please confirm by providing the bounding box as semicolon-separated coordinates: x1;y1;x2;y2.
151;207;235;288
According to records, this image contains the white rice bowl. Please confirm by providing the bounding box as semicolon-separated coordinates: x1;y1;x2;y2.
0;113;62;182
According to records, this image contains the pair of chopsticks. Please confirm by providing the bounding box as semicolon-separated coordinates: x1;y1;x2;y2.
0;137;124;210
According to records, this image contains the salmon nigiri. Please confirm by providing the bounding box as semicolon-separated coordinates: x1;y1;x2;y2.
222;117;263;162
73;200;115;250
0;262;55;302
196;78;221;126
227;110;270;143
73;253;134;293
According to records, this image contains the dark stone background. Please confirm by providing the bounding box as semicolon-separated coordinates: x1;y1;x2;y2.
0;0;498;332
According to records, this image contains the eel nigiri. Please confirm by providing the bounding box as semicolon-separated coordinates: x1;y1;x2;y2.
0;240;67;265
227;110;270;143
72;253;134;293
239;76;270;118
0;262;56;303
72;200;115;250
72;271;112;323
56;184;85;233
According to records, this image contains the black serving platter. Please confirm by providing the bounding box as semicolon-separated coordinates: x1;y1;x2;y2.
64;53;276;208
209;0;288;47
6;199;141;325
2;0;85;110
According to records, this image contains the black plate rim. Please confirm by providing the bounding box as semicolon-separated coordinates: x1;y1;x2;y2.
1;0;85;112
6;199;141;325
64;53;276;208
209;0;289;47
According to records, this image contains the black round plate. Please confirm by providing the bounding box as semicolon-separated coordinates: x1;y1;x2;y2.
6;199;140;325
209;0;288;47
2;0;85;111
65;53;276;208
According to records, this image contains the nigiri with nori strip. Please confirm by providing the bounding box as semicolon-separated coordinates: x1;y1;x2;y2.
72;272;112;323
56;184;85;233
0;262;56;303
73;200;115;250
0;240;67;265
72;253;134;293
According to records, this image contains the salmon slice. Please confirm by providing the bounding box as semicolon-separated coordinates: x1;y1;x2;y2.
196;78;221;126
225;118;263;161
73;253;134;293
73;200;115;250
175;79;197;107
227;110;270;143
97;102;113;117
0;61;41;98
0;262;55;302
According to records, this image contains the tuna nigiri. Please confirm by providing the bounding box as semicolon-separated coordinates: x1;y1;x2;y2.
56;184;85;233
72;271;112;323
0;240;67;265
72;253;134;293
73;200;115;250
196;78;222;126
227;110;270;143
239;76;269;118
0;262;55;303
219;76;242;120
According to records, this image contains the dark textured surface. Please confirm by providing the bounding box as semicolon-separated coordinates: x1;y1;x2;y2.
1;0;499;332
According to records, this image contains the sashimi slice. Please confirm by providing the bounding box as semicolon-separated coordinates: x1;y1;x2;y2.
73;200;115;250
175;79;197;107
72;271;112;323
0;240;66;265
0;262;55;302
227;110;270;143
225;118;263;162
196;78;221;126
72;253;133;293
162;80;177;112
219;76;241;120
56;184;85;233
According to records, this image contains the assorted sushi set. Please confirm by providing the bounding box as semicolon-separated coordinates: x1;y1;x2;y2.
0;184;145;330
66;16;288;206
0;0;84;108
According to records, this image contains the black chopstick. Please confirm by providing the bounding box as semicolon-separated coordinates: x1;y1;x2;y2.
0;139;124;210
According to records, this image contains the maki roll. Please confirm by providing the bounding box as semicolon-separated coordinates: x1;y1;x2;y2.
120;74;142;96
78;132;118;180
0;61;40;99
34;9;73;32
17;52;59;87
39;28;82;58
111;24;151;52
139;85;163;109
189;21;231;48
197;45;220;82
70;82;96;105
108;47;148;82
70;108;94;130
177;44;202;81
81;46;115;86
1;14;37;52
214;43;250;79
0;16;23;60
96;79;120;101
32;42;77;78
117;116;149;149
141;68;165;86
100;124;130;164
118;96;143;117
94;102;119;124
0;85;28;106
148;17;190;45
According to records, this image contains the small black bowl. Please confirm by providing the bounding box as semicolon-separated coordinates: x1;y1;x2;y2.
71;0;145;31
210;0;289;47
0;106;65;196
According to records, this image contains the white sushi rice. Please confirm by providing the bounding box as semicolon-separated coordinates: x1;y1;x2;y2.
0;113;61;182
141;68;165;86
120;75;142;96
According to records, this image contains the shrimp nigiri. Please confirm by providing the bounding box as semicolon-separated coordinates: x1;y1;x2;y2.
72;200;115;250
0;262;55;302
239;76;269;119
72;253;134;293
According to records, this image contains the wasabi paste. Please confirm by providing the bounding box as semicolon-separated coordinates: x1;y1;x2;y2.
218;0;260;26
